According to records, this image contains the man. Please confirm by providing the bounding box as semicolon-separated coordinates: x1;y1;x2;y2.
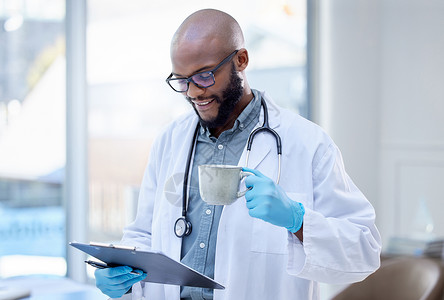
95;8;381;300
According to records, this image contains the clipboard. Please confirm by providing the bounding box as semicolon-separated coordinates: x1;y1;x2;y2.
69;241;225;290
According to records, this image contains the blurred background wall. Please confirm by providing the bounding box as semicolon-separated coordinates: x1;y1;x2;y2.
313;0;444;249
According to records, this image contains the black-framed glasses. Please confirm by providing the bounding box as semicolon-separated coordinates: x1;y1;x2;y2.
166;50;239;93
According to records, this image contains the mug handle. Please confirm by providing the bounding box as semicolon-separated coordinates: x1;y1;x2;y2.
237;171;254;198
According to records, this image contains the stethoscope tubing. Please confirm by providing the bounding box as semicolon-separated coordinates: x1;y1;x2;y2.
245;99;281;184
182;125;200;216
176;97;282;237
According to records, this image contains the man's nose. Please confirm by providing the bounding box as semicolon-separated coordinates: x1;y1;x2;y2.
186;82;205;99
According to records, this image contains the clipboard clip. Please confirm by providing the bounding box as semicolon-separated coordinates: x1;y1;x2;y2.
89;241;138;251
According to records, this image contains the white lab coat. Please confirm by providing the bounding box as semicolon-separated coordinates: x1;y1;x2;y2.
121;91;381;300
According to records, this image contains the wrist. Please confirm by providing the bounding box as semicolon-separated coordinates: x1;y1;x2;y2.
286;202;305;233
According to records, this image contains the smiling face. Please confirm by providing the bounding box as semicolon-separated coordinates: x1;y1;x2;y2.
189;63;243;129
169;9;252;137
171;49;243;129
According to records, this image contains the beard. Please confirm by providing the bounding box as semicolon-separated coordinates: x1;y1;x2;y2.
187;63;243;129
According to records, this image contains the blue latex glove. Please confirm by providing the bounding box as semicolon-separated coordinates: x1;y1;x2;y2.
243;167;305;233
95;266;147;299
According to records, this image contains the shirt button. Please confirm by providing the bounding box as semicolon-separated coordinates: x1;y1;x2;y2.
199;243;206;249
218;144;224;150
205;209;212;215
239;123;244;129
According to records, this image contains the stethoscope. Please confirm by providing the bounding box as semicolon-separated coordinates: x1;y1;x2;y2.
174;97;282;238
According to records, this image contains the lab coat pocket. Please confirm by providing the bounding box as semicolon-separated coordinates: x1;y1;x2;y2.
250;192;308;255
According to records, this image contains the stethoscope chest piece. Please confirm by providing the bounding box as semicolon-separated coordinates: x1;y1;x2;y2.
174;216;192;237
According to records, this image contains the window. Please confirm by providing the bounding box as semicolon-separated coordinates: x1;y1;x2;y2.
1;0;308;281
0;0;66;277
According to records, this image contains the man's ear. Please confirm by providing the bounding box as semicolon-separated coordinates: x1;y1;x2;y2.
235;48;249;71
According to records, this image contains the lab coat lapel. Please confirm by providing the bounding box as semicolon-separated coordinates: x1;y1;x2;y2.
165;116;199;262
216;93;282;294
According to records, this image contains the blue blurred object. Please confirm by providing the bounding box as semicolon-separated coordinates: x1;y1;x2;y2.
0;206;65;257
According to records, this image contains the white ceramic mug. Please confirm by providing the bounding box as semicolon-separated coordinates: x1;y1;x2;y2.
198;164;253;205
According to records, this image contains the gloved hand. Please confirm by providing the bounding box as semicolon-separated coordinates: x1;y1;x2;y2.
95;266;147;299
243;167;305;233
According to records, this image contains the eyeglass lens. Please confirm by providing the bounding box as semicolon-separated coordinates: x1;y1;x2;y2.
167;50;239;93
170;72;214;92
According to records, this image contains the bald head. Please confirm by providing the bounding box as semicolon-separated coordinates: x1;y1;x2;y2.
171;9;244;57
168;9;253;136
